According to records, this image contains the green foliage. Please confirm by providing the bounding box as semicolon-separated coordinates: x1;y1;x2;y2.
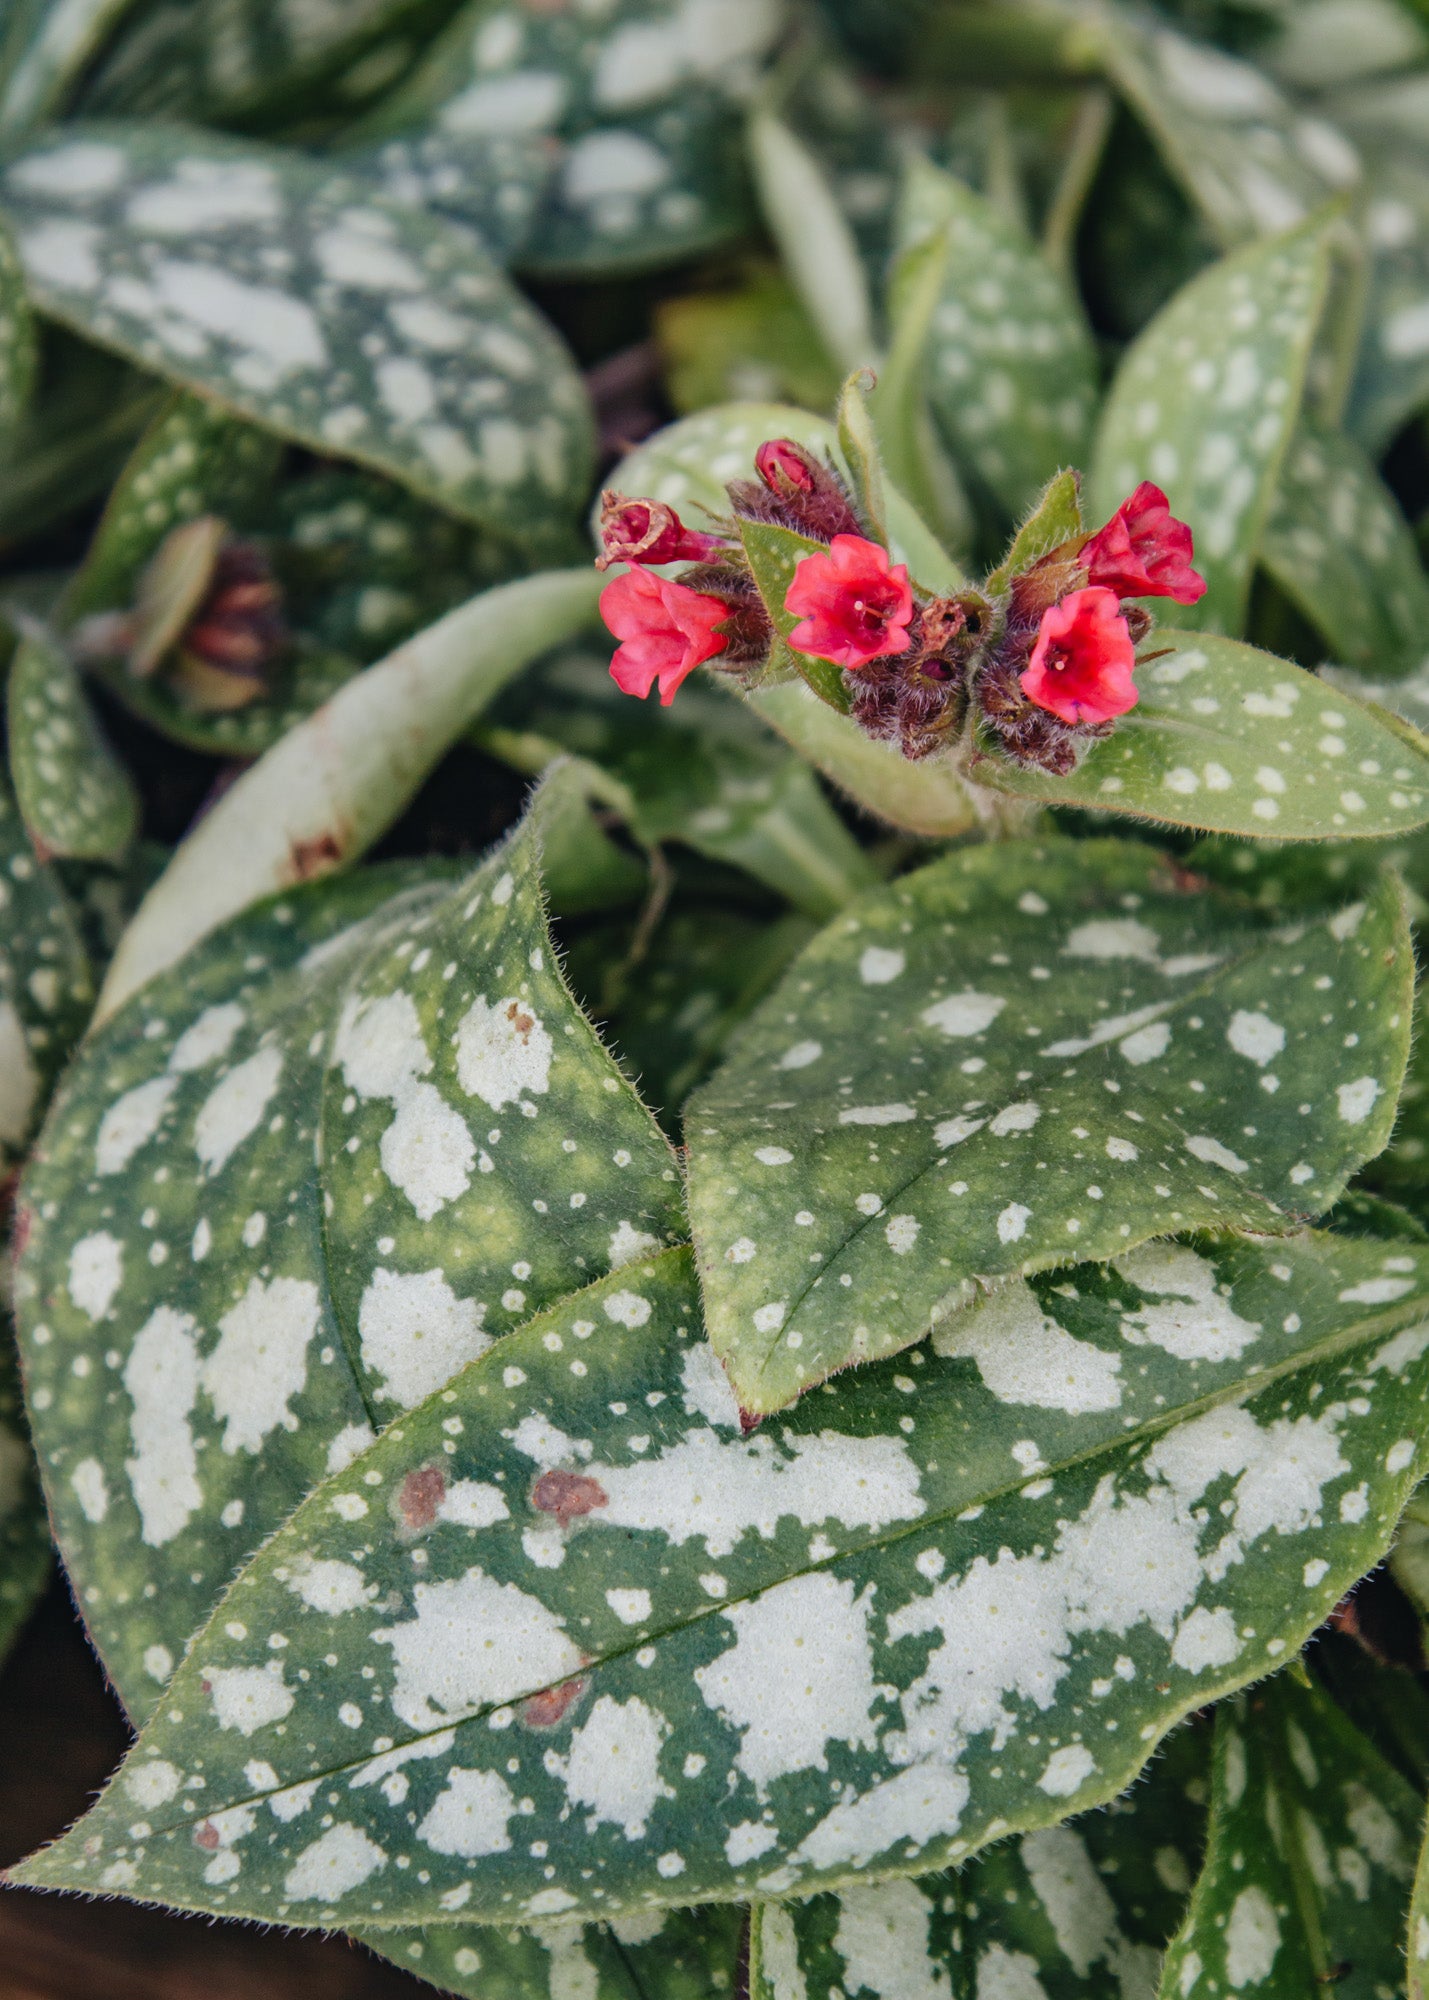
0;124;595;548
1162;1674;1422;1998
0;1311;49;1669
16;1223;1429;1920
0;212;36;426
687;836;1410;1411
6;624;140;860
1091;219;1331;634
12;788;682;1707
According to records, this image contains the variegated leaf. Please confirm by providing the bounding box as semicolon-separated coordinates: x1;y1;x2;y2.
342;131;555;267
14;1225;1429;1921
7;625;139;861
1095;11;1361;249
0;124;594;546
0;774;94;1174
12;789;682;1711
1259;417;1429;679
975;630;1429;841
1161;1673;1421;1998
1090;219;1331;635
362;1903;743;2000
0;209;35;426
686;837;1410;1413
897;156;1098;522
749;1723;1207;1999
476;646;880;921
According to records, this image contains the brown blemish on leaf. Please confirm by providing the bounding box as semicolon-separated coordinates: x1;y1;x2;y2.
505;999;536;1040
193;1821;220;1851
531;1469;608;1523
288;831;344;882
521;1676;588;1729
396;1464;446;1532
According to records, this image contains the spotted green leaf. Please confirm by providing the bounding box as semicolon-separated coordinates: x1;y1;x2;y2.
7;625;139;862
477;647;879;921
897;155;1097;522
361;0;784;277
749;1723;1207;2000
686;837;1410;1413
0;775;94;1173
0;124;594;547
362;1903;743;2000
12;785;683;1712
1259;417;1429;680
0;210;35;426
974;629;1429;841
0;1311;49;1670
1095;11;1360;249
341;131;554;268
1161;1673;1420;1999
608;404;981;837
1090;220;1331;636
15;1225;1429;1921
63;390;283;628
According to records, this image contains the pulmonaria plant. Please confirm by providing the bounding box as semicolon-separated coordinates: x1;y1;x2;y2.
597;440;1205;770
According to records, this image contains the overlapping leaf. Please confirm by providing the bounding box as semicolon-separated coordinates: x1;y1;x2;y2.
749;1724;1207;1999
898;156;1098;521
15;1225;1429;1922
0;1312;49;1670
12;789;682;1710
362;1903;743;2000
476;647;879;920
0;124;594;545
976;629;1429;840
0;775;94;1174
7;625;139;861
1260;417;1429;678
687;835;1411;1413
1162;1674;1421;1998
1090;219;1331;634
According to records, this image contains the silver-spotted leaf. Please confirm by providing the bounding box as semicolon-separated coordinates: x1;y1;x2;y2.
7;626;139;862
685;837;1410;1412
341;130;554;267
749;1723;1207;2000
1090;219;1331;635
974;630;1429;841
13;788;682;1710
0;775;94;1173
898;156;1098;521
477;647;879;921
0;208;35;425
13;1225;1429;1921
1328;93;1429;450
1259;417;1429;679
1160;1673;1421;1998
362;1904;743;2000
0;124;594;546
1095;12;1360;249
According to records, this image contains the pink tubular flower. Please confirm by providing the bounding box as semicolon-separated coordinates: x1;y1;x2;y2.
1081;481;1207;605
596;491;726;570
784;534;915;671
1020;586;1138;725
601;566;728;704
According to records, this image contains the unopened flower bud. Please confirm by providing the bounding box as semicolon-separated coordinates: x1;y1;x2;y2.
596;491;726;570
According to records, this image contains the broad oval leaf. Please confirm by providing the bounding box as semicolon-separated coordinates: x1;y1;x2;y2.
973;630;1429;842
898;156;1098;521
1161;1674;1420;1999
0;775;94;1172
685;838;1410;1413
0;124;594;545
1090;219;1331;636
7;626;139;862
12;787;683;1709
1259;417;1429;680
14;1225;1429;1921
362;1904;743;2000
749;1723;1207;1999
